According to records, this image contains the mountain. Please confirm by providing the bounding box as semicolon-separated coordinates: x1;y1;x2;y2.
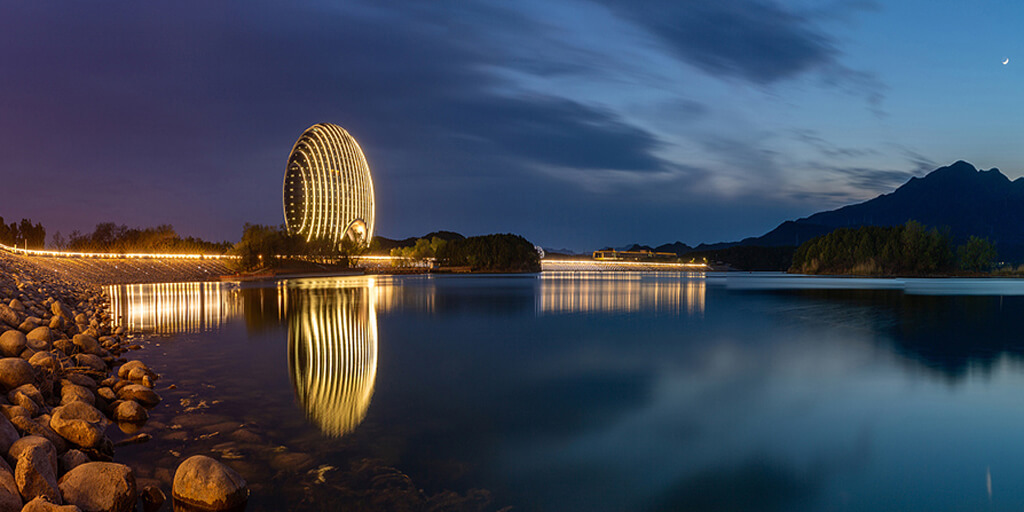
739;160;1024;261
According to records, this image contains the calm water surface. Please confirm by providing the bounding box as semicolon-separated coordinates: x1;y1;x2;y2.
104;272;1024;511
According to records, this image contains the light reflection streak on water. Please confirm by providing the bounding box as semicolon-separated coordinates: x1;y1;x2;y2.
106;282;242;334
538;272;706;316
370;275;435;314
286;278;378;437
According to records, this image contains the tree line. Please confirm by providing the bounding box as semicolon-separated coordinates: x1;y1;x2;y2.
790;221;997;275
0;216;46;249
390;233;541;272
61;222;232;255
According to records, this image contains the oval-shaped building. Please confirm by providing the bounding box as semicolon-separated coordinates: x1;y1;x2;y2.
283;123;375;246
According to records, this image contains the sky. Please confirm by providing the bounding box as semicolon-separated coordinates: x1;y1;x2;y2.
2;1;1024;251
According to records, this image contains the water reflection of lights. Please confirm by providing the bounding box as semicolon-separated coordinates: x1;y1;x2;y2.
106;282;241;334
539;272;706;315
369;275;435;314
287;278;378;437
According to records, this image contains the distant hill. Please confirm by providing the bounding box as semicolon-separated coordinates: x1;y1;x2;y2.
734;160;1024;260
605;160;1024;266
371;231;465;254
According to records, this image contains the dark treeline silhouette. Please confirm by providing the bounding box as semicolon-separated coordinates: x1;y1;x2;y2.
0;216;46;249
232;223;362;271
436;233;540;272
687;246;796;271
791;221;997;275
64;222;231;255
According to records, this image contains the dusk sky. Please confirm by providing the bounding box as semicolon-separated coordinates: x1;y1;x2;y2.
3;1;1023;251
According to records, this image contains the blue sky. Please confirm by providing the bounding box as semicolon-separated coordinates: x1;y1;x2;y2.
2;1;1022;250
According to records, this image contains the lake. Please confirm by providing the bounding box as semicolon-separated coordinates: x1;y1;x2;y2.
104;272;1024;511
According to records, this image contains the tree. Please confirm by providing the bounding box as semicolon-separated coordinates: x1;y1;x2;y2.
231;224;290;270
435;233;540;272
50;231;66;250
957;236;997;272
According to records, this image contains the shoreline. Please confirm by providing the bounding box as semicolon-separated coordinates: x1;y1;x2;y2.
0;251;507;511
0;251;249;510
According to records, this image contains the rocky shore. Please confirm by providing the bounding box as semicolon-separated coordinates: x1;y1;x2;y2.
0;252;247;511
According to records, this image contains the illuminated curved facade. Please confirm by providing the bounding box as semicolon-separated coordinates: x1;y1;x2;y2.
283;123;375;246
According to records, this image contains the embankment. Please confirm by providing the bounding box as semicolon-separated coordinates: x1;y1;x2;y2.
0;251;234;286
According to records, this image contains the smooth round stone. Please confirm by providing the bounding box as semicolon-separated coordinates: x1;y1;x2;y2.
113;400;148;423
172;455;248;511
0;330;27;357
26;327;52;343
117;384;160;407
59;462;137;512
0;358;35;391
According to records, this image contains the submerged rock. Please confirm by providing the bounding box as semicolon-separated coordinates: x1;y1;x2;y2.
172;455;248;511
141;485;166;512
112;401;147;423
116;385;159;408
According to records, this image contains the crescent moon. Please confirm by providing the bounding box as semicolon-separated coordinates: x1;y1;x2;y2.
1003;58;1010;65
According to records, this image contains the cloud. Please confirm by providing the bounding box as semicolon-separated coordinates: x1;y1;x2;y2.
827;166;918;191
596;0;884;106
598;0;836;83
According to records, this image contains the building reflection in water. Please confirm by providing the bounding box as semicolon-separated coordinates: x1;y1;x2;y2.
108;277;380;438
105;282;242;334
538;272;706;315
286;278;378;437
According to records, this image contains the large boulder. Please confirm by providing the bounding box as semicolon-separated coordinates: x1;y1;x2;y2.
172;455;248;511
71;336;102;357
50;402;108;449
0;469;21;511
29;351;61;374
112;401;147;423
15;444;62;504
0;304;20;328
10;417;68;454
48;315;66;331
8;436;57;475
58;450;91;476
0;413;19;454
60;384;95;407
116;361;149;380
116;385;159;408
25;327;52;350
0;358;35;391
0;329;27;357
62;375;97;393
22;496;84;511
59;462;137;512
50;303;73;324
71;355;105;373
9;384;43;416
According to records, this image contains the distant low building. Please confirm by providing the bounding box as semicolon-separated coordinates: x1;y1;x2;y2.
283;123;376;247
592;249;679;261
